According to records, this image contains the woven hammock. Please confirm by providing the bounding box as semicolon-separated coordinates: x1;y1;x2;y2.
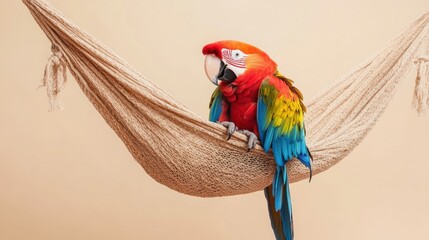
23;0;429;198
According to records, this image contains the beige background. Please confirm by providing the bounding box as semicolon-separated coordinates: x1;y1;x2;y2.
1;0;429;239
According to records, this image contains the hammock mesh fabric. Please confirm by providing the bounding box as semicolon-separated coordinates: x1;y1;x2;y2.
23;0;429;197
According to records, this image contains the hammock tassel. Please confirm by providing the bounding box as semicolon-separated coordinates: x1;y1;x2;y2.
413;54;429;115
40;44;67;111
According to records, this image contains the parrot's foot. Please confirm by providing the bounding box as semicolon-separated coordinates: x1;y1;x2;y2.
238;130;258;152
219;121;237;140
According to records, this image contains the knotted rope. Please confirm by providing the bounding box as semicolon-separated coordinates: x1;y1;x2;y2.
413;39;429;114
40;44;67;111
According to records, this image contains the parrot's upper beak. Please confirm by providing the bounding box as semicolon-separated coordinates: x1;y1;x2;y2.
204;54;237;86
204;54;221;85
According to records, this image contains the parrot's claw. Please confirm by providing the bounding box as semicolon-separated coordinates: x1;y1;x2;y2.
219;121;237;140
238;130;258;152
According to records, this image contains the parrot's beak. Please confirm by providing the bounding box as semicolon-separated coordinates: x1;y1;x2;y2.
204;54;237;86
204;54;220;85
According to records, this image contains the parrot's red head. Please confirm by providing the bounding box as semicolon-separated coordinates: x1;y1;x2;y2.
202;40;277;86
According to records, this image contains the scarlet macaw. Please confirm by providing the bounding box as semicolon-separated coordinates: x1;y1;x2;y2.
203;40;312;240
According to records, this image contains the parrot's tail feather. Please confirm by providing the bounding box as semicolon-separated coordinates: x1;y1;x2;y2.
265;186;286;240
265;167;294;240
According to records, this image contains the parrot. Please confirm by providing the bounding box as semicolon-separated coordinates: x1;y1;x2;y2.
202;40;312;240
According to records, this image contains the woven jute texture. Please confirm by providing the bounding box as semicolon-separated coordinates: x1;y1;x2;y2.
23;0;429;197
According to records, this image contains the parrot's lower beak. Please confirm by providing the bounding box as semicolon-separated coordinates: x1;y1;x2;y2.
204;54;237;86
217;61;237;85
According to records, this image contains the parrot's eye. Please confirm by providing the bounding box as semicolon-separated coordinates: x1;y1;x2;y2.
231;50;244;60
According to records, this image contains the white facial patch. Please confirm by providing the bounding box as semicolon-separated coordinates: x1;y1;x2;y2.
227;64;246;77
221;48;247;69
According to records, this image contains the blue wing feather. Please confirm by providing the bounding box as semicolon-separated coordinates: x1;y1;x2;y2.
257;97;267;142
209;87;223;123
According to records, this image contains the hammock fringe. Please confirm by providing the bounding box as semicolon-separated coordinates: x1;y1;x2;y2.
413;38;429;114
40;44;67;111
23;0;429;197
